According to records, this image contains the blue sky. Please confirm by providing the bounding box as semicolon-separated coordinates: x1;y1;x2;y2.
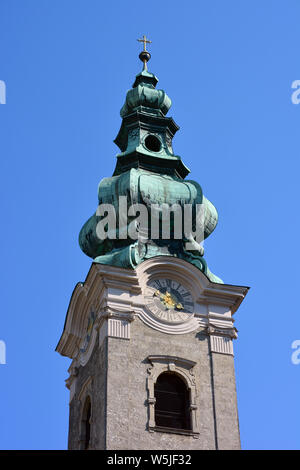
0;0;299;450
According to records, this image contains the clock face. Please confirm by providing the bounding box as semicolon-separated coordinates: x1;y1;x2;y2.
144;278;194;324
80;311;95;353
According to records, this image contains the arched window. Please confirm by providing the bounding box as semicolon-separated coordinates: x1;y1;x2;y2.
81;396;92;450
154;372;191;431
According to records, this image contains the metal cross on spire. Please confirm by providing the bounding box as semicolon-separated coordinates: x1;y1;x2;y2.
137;35;152;52
137;35;152;70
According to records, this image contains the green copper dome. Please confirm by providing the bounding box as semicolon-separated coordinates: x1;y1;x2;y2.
120;69;171;118
78;56;223;284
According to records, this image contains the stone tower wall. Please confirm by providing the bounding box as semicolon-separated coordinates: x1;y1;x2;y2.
68;317;240;450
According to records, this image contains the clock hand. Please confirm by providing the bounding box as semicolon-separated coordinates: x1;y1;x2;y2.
175;303;184;310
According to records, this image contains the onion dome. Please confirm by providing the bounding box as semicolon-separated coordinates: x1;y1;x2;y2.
78;38;223;283
120;70;171;118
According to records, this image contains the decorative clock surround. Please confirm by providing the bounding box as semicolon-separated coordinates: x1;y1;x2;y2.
136;258;204;335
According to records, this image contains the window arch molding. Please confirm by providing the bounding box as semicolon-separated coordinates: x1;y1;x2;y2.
80;396;92;450
78;376;93;450
146;355;199;437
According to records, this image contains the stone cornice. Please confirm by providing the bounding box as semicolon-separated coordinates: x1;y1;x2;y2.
56;257;248;359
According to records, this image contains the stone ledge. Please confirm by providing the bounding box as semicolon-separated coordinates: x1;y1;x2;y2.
149;425;200;439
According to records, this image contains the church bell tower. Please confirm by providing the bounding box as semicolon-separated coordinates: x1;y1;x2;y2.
56;38;249;450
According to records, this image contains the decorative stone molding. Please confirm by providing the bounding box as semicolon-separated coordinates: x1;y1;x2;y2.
136;306;200;335
56;263;140;358
56;259;249;361
104;308;135;323
206;323;237;356
207;324;237;338
107;318;130;339
65;362;79;402
146;355;199;437
210;335;233;355
135;257;248;336
101;308;134;341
